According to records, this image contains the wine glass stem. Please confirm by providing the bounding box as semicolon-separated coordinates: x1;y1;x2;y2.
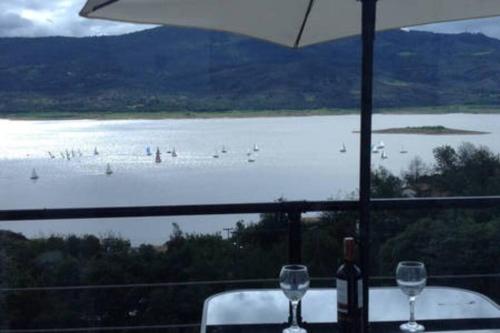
291;300;299;328
409;296;416;325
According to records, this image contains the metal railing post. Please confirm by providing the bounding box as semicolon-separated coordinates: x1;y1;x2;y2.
359;0;378;332
287;210;302;264
286;210;303;326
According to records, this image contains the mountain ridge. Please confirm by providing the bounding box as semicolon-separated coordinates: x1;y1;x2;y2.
0;27;499;114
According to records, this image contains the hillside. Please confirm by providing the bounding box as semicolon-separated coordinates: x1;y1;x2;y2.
1;27;500;115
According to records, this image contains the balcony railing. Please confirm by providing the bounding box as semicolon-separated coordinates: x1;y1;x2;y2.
1;196;500;332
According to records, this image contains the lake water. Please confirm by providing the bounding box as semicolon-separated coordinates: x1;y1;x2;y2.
0;113;499;244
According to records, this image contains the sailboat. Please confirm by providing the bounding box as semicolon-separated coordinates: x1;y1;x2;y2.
377;141;385;149
172;148;177;157
94;147;99;156
65;150;71;160
48;151;55;159
372;145;379;154
213;150;220;158
221;146;227;154
105;163;113;175
60;152;65;159
30;168;39;180
340;143;347;153
400;146;408;154
381;151;388;160
71;150;76;158
253;144;259;152
247;150;255;163
78;149;83;157
146;147;152;156
155;147;162;163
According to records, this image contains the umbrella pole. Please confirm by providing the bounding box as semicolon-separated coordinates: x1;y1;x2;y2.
359;0;377;332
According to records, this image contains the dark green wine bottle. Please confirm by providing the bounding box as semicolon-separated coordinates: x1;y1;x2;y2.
336;237;363;333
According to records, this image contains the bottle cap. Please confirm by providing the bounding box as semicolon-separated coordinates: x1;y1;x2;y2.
344;237;355;261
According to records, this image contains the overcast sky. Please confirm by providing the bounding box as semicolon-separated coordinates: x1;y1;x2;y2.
1;0;500;39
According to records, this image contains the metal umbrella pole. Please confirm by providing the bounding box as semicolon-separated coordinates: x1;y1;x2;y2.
359;0;377;332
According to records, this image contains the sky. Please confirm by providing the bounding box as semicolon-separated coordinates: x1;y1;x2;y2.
1;0;500;39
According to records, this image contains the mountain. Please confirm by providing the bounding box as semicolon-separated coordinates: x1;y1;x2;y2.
1;27;500;114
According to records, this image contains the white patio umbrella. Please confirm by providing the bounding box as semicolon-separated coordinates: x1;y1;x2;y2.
80;0;500;48
79;1;500;331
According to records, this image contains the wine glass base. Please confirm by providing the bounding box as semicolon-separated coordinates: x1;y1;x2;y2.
283;327;307;333
400;322;425;332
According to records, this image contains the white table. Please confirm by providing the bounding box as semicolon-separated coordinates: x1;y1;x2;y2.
202;287;500;332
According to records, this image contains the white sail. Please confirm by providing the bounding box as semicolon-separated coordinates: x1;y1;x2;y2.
30;168;39;180
340;143;347;153
106;163;113;175
155;147;162;163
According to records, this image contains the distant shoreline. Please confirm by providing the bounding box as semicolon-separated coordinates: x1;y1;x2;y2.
1;105;499;121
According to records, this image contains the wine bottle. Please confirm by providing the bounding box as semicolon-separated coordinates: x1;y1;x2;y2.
336;237;363;333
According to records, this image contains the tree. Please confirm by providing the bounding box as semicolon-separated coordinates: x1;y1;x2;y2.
433;145;457;173
403;156;428;186
371;166;403;198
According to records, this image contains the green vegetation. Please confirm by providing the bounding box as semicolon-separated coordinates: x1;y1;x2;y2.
2;28;500;116
397;51;416;57
1;143;499;330
1;105;500;121
378;105;500;114
0;108;354;120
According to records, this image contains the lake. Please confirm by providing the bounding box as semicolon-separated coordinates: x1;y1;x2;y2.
0;113;498;244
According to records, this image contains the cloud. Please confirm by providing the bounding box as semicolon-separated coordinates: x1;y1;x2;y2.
0;0;499;40
0;12;34;32
0;0;153;37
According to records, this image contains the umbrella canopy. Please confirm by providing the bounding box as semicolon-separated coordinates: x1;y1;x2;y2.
80;0;500;47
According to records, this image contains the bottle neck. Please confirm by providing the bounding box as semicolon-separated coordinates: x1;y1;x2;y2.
343;237;355;262
344;257;353;264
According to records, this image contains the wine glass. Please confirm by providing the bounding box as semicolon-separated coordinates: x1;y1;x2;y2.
280;265;310;333
396;261;427;332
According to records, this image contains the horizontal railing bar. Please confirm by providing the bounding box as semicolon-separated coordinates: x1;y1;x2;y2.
2;273;499;293
0;200;357;221
0;323;200;333
318;273;500;281
372;196;500;210
2;196;500;222
0;278;278;292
